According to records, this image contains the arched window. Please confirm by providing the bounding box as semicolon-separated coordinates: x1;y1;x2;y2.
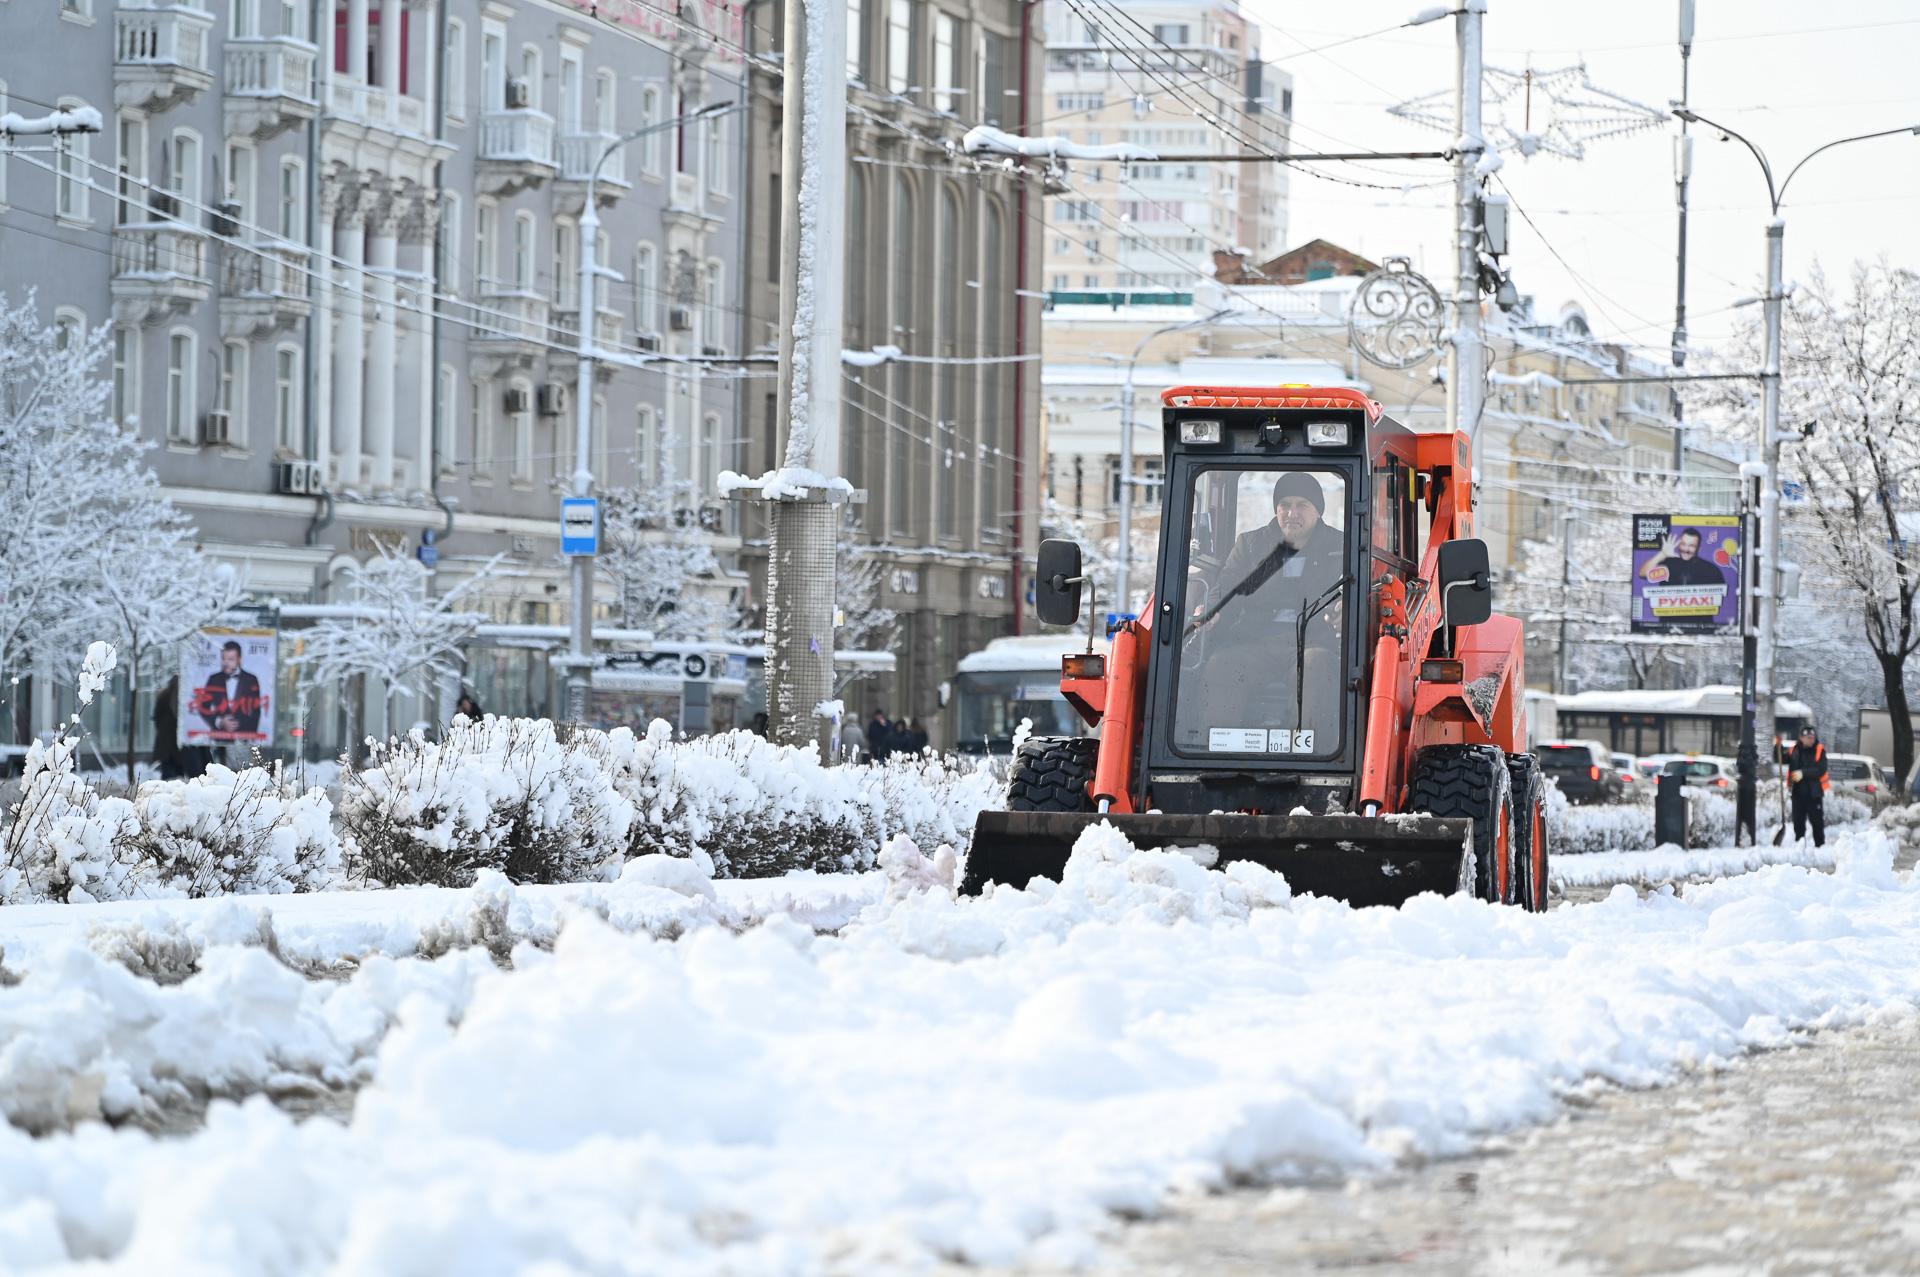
436;193;460;291
56;97;93;221
167;127;202;210
636;403;658;486
508;377;533;481
219;338;249;446
474;199;497;289
276;344;304;453
278;156;305;238
639;86;662;176
698;412;722;486
551;216;576;308
633;242;657;332
111;325;139;429
511;210;535;291
444;19;468;121
518;45;542;111
165;327;197;442
593;69;616;132
702;258;724;351
470;376;494;476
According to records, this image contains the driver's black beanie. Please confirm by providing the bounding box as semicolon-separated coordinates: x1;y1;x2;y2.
1272;472;1325;516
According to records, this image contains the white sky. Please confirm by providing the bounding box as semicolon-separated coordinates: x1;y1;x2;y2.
1241;0;1920;360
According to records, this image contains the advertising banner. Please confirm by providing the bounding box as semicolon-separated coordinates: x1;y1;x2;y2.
1631;513;1741;633
180;625;277;747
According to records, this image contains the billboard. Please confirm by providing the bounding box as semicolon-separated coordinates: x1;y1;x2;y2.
1631;514;1741;633
181;625;277;747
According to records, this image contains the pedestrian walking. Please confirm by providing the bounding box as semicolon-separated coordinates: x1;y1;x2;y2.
838;718;865;763
894;717;929;757
455;689;484;721
867;707;893;761
1785;725;1830;847
153;675;185;780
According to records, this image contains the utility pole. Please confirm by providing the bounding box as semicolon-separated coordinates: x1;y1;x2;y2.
764;0;848;748
1737;465;1762;844
1448;1;1488;451
1671;0;1694;475
1556;509;1574;693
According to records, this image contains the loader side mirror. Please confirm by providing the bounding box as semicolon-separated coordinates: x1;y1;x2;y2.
1035;538;1086;627
1437;538;1494;628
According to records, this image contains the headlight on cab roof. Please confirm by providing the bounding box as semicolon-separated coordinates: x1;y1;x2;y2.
1178;419;1223;444
1306;420;1349;447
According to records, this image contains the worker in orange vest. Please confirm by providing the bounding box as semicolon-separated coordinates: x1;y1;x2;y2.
1784;724;1830;847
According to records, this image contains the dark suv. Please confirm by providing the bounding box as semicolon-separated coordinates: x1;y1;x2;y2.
1537;740;1625;804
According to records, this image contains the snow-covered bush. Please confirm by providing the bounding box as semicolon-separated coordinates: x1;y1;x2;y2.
1872;800;1920;848
118;765;341;897
337;716;633;887
852;751;1003;860
0;737;141;903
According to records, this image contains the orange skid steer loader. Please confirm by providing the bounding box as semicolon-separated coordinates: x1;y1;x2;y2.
962;386;1547;909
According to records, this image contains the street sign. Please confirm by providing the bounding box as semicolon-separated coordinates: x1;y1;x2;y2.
560;497;599;556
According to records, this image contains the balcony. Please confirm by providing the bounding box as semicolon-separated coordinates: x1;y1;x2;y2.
552;306;625;352
471;289;553;354
324;79;429;135
114;5;216;113
219;242;312;337
477;109;557;196
223;37;318;140
552;131;630;212
110;222;212;326
664;169;722;233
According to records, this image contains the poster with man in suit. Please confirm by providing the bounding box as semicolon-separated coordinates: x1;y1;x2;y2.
181;626;276;746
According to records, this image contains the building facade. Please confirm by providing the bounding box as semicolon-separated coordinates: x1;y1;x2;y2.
1041;0;1289;301
738;0;1044;744
3;0;749;754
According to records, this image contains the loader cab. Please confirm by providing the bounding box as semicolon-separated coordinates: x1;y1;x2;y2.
1142;387;1419;816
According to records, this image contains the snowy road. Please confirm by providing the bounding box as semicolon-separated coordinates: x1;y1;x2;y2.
1;829;1916;1274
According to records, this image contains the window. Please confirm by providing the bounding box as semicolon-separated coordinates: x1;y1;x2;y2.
60;0;91;19
1151;22;1190;44
519;45;542;111
702;258;724;346
53;307;85;352
219;340;248;444
636;403;658;486
511;211;534;291
558;48;581;132
279;0;301;39
481;26;505;112
229;0;255;38
592;394;608;480
551;217;576;307
593;69;615;132
166;330;196;441
166;129;201;222
848;0;865;79
933;12;958;112
639;86;662;176
470;377;494;475
275;345;302;452
633;242;657;332
112;326;138;428
436;193;459;291
115;113;147;226
474;199;496;288
436;364;456;466
509;380;533;481
444;19;467;121
980;31;1008;125
698;412;722;484
704;111;729;195
56;98;92;221
278;157;304;238
887;0;913;95
225;142;255;229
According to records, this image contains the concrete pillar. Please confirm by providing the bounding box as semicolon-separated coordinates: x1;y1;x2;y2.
376;0;401;92
332;193;366;488
346;0;369;83
366;205;399;493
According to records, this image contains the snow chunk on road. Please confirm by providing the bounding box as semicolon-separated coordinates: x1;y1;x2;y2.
2;828;1917;1272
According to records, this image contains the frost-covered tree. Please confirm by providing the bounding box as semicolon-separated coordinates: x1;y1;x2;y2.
598;479;741;640
1037;497;1154;625
297;546;501;741
1692;261;1920;777
833;522;897;695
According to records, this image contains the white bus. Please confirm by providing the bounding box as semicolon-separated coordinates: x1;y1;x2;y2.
947;634;1106;756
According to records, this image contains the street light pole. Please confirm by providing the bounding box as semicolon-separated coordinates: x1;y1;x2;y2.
562;102;735;724
1449;0;1488;450
1114;309;1230;614
1671;109;1918;837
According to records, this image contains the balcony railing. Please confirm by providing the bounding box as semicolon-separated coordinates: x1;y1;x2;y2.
224;37;316;101
556;131;628;187
325;80;428;135
221;242;310;299
480;109;556;164
474;289;552;343
553;306;625;349
112;222;212;287
113;5;215;111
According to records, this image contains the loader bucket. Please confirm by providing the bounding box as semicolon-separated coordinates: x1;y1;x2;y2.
961;811;1474;908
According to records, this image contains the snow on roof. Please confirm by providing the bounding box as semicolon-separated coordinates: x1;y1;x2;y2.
1554;685;1814;720
956;633;1108;674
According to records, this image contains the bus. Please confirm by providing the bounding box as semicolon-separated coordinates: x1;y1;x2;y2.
1552;685;1812;760
947;634;1106;756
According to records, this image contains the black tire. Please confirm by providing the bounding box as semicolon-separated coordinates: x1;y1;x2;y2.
1407;745;1514;904
1006;736;1098;813
1506;754;1550;912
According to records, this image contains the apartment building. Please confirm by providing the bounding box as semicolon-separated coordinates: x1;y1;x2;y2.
1041;0;1290;300
2;0;747;752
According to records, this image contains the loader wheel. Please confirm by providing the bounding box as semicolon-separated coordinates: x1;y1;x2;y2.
1407;746;1514;904
1506;755;1550;912
1006;736;1098;813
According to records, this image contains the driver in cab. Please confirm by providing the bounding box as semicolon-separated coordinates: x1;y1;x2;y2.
1193;473;1345;733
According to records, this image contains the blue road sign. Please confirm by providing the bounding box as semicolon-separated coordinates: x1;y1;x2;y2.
560;497;600;556
1105;611;1138;635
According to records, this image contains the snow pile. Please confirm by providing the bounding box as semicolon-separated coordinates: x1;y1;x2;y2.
337;716;634;887
1551;838;1837;889
5;824;1920;1272
1547;786;1869;854
120;765;342;898
0;737;141;905
715;467;855;501
1871;800;1920;849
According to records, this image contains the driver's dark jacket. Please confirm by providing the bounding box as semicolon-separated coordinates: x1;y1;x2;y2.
1210;519;1344;636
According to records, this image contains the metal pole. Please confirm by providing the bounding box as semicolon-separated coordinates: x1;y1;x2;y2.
1557;510;1572;692
1450;1;1488;451
1755;219;1786;821
1116;373;1137;616
765;0;847;748
562;168;603;725
1671;0;1694;475
1737;469;1760;845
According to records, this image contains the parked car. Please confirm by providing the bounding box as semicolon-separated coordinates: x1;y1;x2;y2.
1536;740;1625;804
1609;752;1642;794
1659;754;1739;791
1825;752;1894;810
